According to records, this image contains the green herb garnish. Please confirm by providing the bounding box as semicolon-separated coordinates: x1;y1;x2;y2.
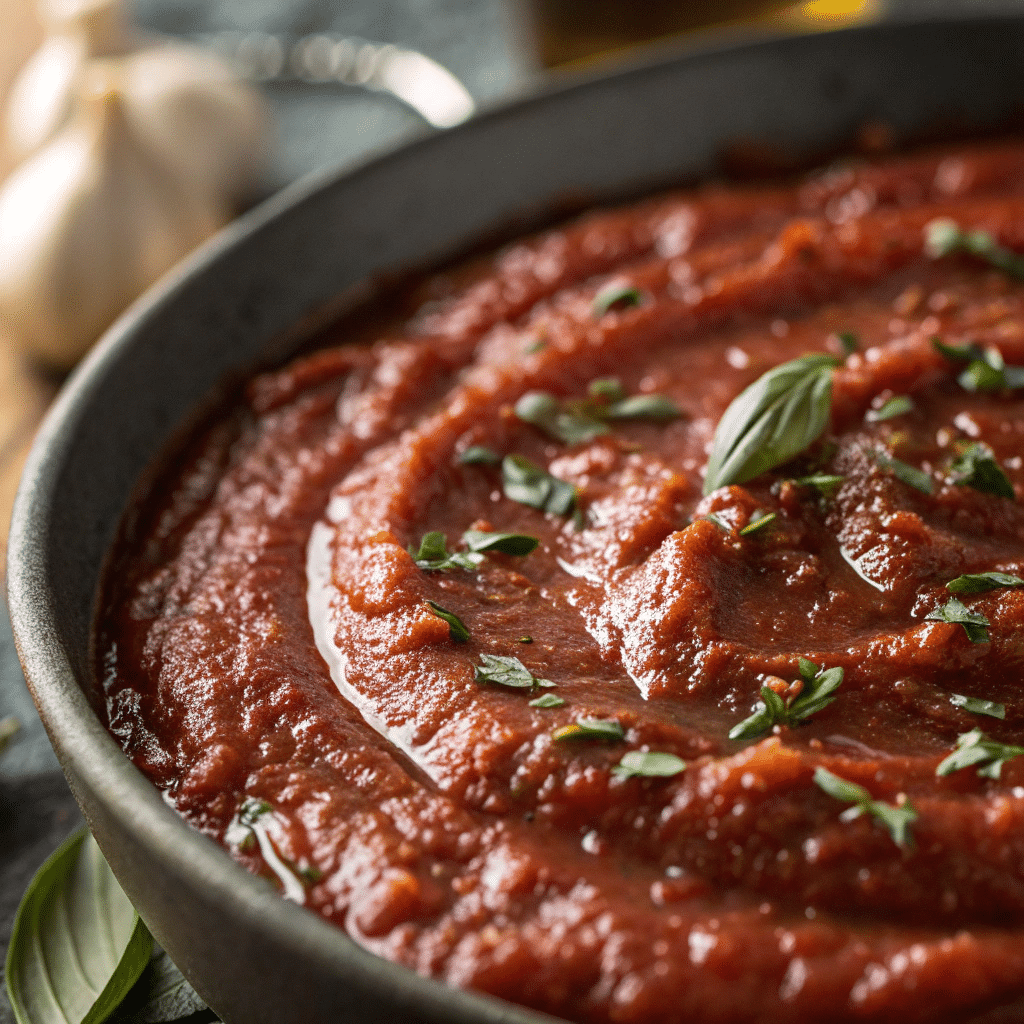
475;653;553;689
226;797;307;902
949;442;1014;500
529;693;565;709
514;391;608;446
703;353;839;495
462;529;539;556
947;571;1024;594
517;635;533;643
925;597;990;643
925;218;1024;281
502;455;577;517
866;395;914;422
525;339;547;354
611;750;686;780
729;659;844;740
813;767;917;848
592;283;646;317
739;511;777;536
459;445;501;466
703;513;731;531
931;337;1024;392
870;449;934;494
936;728;1024;778
793;473;845;494
552;717;625;742
427;601;470;642
837;331;858;357
409;531;483;571
949;694;1005;719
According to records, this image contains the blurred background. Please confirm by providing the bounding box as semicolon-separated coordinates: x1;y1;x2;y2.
0;0;1021;1017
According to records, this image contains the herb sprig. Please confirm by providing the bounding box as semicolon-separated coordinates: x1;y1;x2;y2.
925;597;990;643
703;353;839;495
813;767;917;848
729;659;844;740
936;728;1024;779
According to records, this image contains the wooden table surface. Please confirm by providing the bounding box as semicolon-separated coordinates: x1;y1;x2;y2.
0;0;60;582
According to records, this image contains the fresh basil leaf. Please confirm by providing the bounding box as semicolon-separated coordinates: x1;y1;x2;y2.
925;218;1024;281
837;332;858;357
947;571;1024;594
426;601;470;642
949;442;1014;500
949;694;1005;719
225;798;308;903
792;473;844;495
592;283;645;317
813;767;917;848
552;717;625;742
611;750;686;780
588;378;626;402
866;395;914;422
739;511;777;537
604;394;681;421
409;531;483;572
936;728;1024;779
112;946;210;1024
529;693;565;709
458;445;501;466
475;653;552;690
462;529;539;557
0;715;19;755
515;391;609;445
703;353;839;495
6;828;154;1024
932;337;983;363
729;662;844;740
925;597;990;643
870;449;934;494
501;455;577;517
959;354;1006;393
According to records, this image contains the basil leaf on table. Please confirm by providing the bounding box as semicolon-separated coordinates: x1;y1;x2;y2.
6;827;153;1024
703;353;839;495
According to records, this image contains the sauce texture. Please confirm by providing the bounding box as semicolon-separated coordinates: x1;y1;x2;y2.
99;141;1024;1023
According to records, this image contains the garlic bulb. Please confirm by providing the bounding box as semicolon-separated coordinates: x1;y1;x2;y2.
5;0;268;204
0;68;229;370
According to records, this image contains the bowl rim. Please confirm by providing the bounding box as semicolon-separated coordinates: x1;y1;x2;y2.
9;10;1024;1023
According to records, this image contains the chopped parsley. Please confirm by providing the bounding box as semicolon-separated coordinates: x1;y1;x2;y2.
462;529;539;556
949;442;1014;500
949;694;1005;719
552;717;625;742
866;395;914;422
611;750;686;780
224;797;308;900
502;455;577;517
739;511;777;536
426;601;470;642
813;767;917;848
936;728;1024;779
870;449;934;494
529;693;565;709
931;337;1024;393
793;473;844;495
409;532;483;571
925;597;990;644
729;659;844;741
475;653;553;690
703;513;731;531
837;331;858;357
947;571;1024;594
458;445;501;466
925;218;1024;282
592;283;646;317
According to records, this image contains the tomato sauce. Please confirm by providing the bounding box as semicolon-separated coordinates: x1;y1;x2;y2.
98;141;1024;1023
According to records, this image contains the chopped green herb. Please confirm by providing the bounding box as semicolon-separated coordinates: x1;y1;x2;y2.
931;337;1024;392
870;449;934;494
552;717;625;742
459;445;501;466
703;513;731;532
589;378;626;402
866;395;914;422
925;218;1024;281
592;283;645;317
949;442;1014;500
409;531;483;571
947;571;1024;594
529;693;565;709
604;393;681;421
475;653;553;689
427;601;470;642
739;511;777;536
949;693;1005;719
462;529;540;556
502;455;577;517
611;750;687;780
936;728;1024;779
837;331;858;357
525;339;547;354
225;797;307;901
729;659;844;740
515;391;609;446
703;353;840;495
813;767;917;848
793;473;845;495
925;597;990;643
517;635;533;644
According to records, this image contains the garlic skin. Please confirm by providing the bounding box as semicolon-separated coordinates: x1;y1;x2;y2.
0;73;229;370
6;0;268;204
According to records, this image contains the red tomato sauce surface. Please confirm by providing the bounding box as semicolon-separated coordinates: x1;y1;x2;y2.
99;141;1024;1023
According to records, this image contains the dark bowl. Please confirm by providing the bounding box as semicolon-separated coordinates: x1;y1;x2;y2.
10;15;1024;1024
